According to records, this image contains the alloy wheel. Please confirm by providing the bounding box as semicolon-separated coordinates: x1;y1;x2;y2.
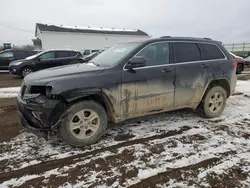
69;109;100;139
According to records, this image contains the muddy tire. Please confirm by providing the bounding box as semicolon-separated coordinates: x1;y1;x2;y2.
236;63;243;74
201;86;227;118
59;100;107;147
21;67;33;77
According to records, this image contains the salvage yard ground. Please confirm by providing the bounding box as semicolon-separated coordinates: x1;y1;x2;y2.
0;72;250;187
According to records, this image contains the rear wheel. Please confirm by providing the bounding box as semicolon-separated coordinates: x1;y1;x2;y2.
59;100;107;147
236;63;243;74
21;67;33;77
201;86;227;118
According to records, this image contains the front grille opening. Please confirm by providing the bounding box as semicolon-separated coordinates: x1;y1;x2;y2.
30;86;46;95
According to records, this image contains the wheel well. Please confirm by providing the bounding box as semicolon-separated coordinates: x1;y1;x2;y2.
207;79;230;98
67;94;114;123
21;66;34;72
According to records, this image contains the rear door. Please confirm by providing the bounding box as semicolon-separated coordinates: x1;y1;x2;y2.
36;51;56;70
55;51;70;66
0;51;14;70
174;42;208;109
173;42;224;109
55;51;81;66
121;42;175;117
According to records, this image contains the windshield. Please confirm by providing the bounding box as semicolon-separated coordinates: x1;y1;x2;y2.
89;42;142;67
25;51;45;60
245;56;250;61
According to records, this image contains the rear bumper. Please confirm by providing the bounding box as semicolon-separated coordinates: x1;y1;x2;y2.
230;73;237;95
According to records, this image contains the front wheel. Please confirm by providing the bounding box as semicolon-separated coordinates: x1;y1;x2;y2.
201;86;227;118
59;100;108;147
21;67;33;77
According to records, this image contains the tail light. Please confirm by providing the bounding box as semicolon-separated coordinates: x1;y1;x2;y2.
233;60;237;71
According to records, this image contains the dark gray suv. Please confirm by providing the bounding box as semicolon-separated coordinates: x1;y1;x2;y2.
17;37;237;147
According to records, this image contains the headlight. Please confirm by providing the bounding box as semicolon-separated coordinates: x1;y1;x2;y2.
13;62;22;66
45;86;52;97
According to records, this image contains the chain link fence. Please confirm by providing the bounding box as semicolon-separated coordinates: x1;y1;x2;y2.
223;43;250;52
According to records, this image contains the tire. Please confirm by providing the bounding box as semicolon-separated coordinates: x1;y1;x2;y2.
201;86;227;118
59;100;108;147
236;63;243;74
21;67;33;77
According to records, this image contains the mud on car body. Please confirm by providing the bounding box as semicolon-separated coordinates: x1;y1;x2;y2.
17;37;237;147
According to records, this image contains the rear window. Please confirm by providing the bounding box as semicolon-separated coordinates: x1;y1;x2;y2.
68;51;78;57
56;51;69;58
199;43;225;60
174;42;201;63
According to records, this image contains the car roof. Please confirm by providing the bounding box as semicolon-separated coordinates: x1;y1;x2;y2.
145;37;220;43
45;49;80;52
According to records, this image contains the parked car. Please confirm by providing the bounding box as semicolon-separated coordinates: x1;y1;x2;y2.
244;56;250;67
82;51;101;63
81;49;100;57
229;52;245;74
18;37;237;147
9;49;83;77
0;49;38;70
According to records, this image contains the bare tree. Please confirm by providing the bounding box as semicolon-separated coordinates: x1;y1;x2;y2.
14;45;36;51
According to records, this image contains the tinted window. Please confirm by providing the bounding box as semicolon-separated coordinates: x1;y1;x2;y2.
15;51;25;58
68;51;78;57
56;51;69;58
83;50;90;55
136;42;169;66
174;42;201;63
199;43;225;60
39;52;55;60
0;51;14;58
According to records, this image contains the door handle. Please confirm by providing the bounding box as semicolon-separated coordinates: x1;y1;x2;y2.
201;64;209;68
162;68;173;73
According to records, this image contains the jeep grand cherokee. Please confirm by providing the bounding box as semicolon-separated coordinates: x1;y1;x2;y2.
17;37;237;147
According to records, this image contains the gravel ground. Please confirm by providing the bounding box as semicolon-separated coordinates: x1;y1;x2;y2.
0;73;250;187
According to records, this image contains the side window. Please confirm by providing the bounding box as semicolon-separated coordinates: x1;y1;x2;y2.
199;43;225;60
0;51;14;58
83;50;91;56
68;51;78;57
39;52;55;60
174;42;201;63
56;51;70;58
136;42;170;66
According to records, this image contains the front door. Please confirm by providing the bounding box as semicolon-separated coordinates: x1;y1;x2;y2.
36;51;56;70
121;42;175;118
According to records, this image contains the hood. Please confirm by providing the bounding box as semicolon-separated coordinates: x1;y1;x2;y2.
9;58;32;66
24;63;105;86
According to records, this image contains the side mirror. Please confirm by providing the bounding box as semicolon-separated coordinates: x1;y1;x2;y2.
125;56;146;69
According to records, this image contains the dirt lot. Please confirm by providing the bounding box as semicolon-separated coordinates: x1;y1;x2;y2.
0;72;250;187
0;74;22;88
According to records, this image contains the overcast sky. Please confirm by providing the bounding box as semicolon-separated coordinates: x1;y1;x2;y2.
1;0;250;45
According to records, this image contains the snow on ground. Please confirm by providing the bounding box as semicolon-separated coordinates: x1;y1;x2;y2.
0;80;250;187
0;87;20;98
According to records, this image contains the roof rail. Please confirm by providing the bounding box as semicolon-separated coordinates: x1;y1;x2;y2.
204;37;212;40
160;36;171;38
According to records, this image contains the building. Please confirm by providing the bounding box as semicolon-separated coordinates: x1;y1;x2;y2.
32;23;150;51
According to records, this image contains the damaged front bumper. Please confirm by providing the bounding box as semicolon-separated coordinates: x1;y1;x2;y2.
17;93;67;138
